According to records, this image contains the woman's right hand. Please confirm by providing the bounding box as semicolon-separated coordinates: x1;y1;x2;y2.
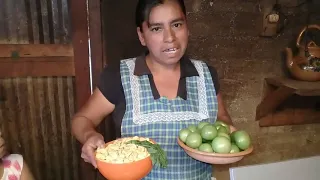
81;132;105;168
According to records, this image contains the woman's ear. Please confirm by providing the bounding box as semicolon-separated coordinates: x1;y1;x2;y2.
137;27;146;46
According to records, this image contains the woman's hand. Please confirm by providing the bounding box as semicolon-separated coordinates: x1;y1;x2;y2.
0;135;7;158
217;93;234;125
81;132;105;168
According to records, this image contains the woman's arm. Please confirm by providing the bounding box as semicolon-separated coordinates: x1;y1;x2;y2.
207;65;232;125
216;93;233;125
20;161;35;180
71;88;115;144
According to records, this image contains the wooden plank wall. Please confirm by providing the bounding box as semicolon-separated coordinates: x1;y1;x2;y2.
0;0;80;180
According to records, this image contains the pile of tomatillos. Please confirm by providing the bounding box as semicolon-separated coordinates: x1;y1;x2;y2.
179;121;251;154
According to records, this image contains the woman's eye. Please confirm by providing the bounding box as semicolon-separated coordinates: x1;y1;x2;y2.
151;27;161;32
173;23;182;28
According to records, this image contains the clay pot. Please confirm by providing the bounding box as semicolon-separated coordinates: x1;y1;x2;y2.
286;24;320;81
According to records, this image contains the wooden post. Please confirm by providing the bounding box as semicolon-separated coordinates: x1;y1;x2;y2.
70;1;91;110
88;0;105;88
87;1;118;179
70;0;96;179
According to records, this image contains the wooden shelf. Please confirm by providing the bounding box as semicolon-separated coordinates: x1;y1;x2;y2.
256;77;320;127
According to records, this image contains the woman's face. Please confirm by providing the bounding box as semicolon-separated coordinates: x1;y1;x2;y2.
137;1;188;65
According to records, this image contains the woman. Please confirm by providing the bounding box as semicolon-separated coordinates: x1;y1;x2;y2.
0;133;35;180
71;0;233;179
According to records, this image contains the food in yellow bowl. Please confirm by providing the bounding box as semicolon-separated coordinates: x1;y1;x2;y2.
95;136;167;180
96;136;151;164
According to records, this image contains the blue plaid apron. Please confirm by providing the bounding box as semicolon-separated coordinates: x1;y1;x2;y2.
120;58;218;180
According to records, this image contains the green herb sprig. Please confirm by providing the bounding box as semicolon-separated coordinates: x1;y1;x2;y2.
127;140;168;168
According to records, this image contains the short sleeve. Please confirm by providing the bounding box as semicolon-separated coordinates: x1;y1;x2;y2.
2;154;23;177
97;64;123;105
207;65;220;94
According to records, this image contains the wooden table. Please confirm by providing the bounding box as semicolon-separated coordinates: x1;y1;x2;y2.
255;77;320;127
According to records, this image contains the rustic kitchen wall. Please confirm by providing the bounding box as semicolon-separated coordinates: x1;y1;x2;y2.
103;0;320;178
183;0;320;178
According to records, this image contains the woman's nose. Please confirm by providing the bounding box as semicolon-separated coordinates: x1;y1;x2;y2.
163;28;175;43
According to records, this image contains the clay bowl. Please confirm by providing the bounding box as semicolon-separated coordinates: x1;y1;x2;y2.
95;138;153;180
177;126;253;164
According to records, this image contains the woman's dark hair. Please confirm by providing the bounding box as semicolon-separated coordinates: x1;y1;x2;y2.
135;0;186;30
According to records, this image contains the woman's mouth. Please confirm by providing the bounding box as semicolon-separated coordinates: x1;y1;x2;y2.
163;48;178;53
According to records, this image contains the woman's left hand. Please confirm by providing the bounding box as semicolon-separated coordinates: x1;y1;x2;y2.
217;93;233;125
0;135;7;158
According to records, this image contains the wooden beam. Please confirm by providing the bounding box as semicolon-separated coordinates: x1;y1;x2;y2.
0;57;74;77
0;44;73;57
70;0;95;179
